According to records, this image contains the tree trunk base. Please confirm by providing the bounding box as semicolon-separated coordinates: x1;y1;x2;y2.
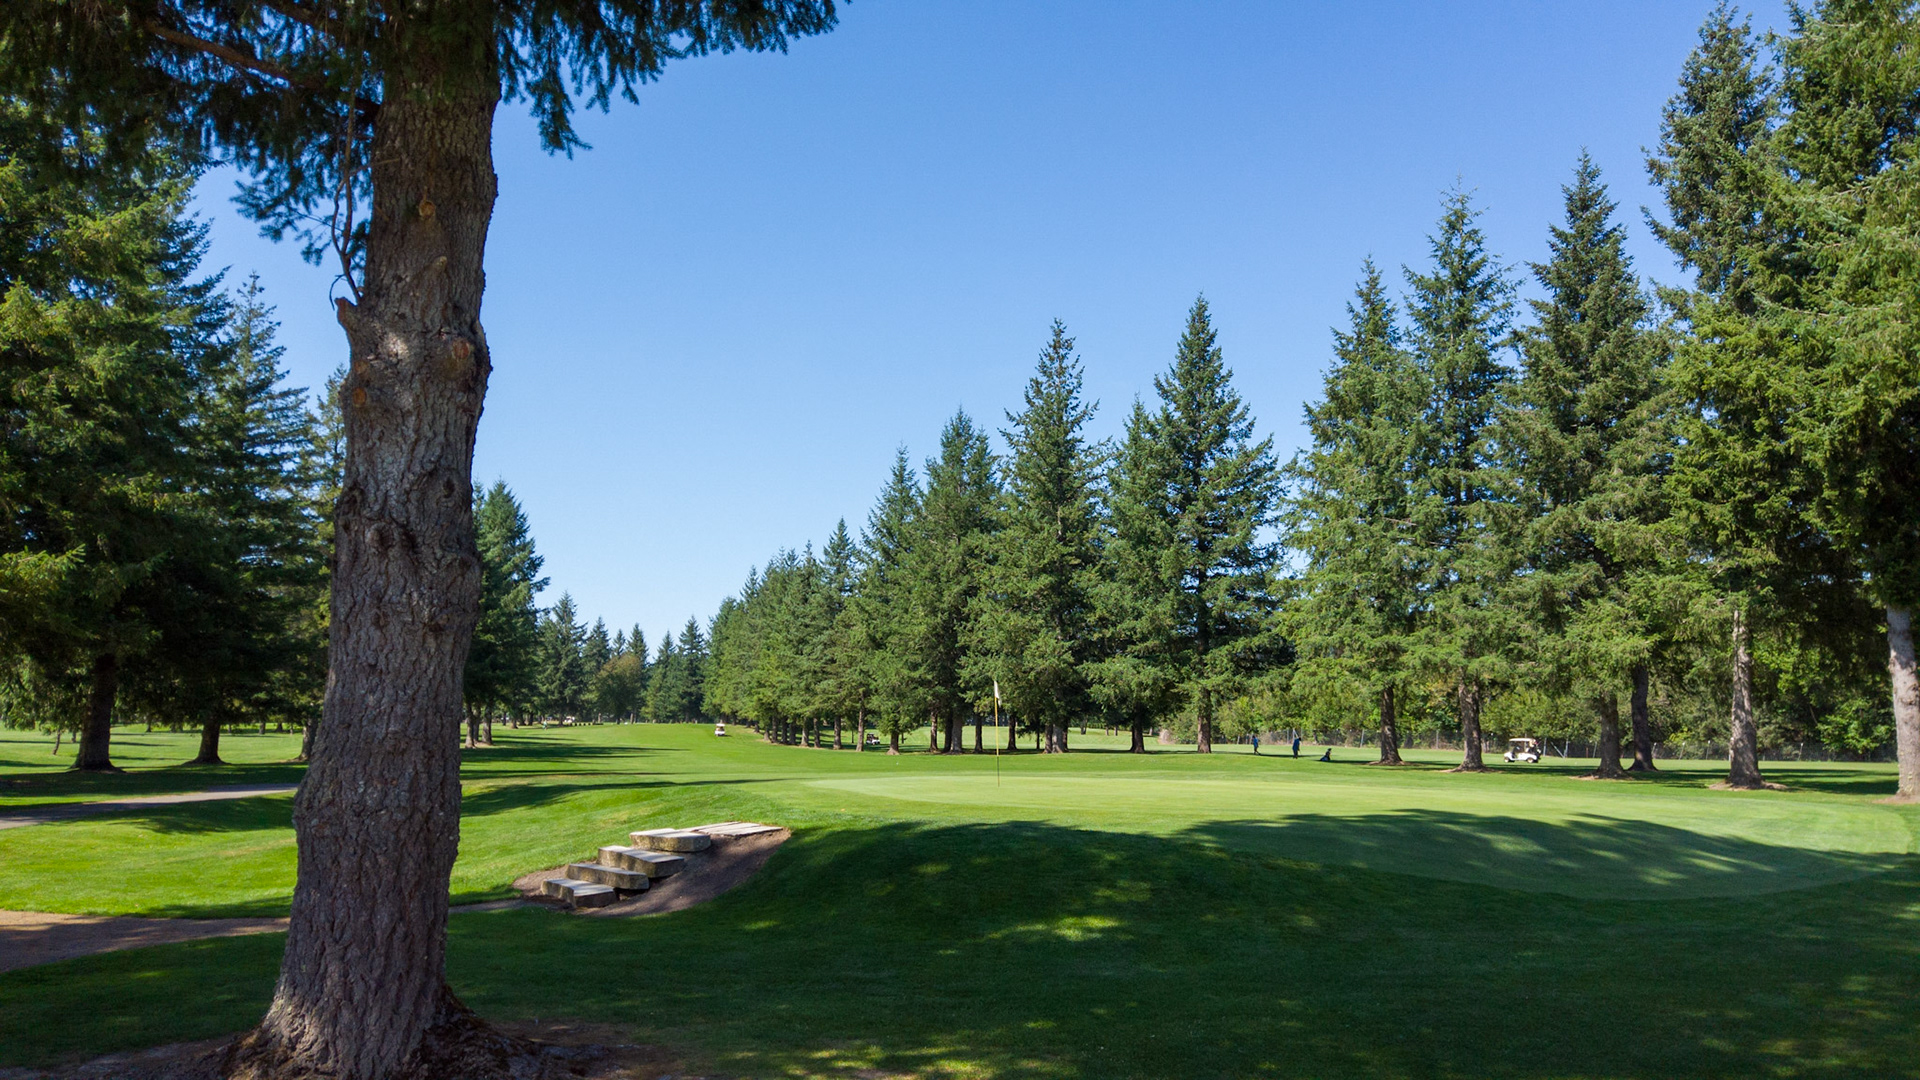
1710;779;1788;792
1579;765;1629;781
67;762;124;774
1365;757;1409;766
1626;760;1658;772
222;998;597;1080
1446;763;1489;773
188;754;227;766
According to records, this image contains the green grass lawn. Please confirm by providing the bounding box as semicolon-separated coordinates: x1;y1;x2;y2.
2;723;1917;1078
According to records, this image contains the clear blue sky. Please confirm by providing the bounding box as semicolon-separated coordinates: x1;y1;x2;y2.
191;0;1778;647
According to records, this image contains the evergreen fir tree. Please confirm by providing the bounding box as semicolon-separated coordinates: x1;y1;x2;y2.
0;106;220;771
904;411;999;752
1286;261;1432;763
1505;156;1675;778
537;593;588;720
465;482;545;742
973;321;1105;753
1403;192;1516;771
854;450;925;752
1106;297;1283;753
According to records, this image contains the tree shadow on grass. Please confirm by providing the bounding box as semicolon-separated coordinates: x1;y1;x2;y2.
3;819;1917;1077
1179;811;1912;900
443;819;1920;1080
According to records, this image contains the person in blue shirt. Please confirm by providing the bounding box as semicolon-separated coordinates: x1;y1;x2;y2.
1291;735;1301;758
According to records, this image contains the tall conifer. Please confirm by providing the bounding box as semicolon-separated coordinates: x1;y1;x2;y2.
1287;262;1431;763
1108;297;1282;753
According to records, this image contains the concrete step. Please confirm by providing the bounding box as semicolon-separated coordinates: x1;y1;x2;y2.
566;862;650;891
597;845;686;877
691;822;783;838
542;877;616;909
629;828;713;853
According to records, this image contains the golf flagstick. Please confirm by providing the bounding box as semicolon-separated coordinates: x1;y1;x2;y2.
993;679;1001;786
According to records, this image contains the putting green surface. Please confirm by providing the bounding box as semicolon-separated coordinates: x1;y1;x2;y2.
2;724;1916;1078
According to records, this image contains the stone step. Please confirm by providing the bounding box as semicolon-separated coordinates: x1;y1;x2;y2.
629;828;713;853
542;877;616;909
597;846;686;877
566;862;651;891
691;822;783;838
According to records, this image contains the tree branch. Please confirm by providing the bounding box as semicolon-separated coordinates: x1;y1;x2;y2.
140;17;379;115
141;19;303;85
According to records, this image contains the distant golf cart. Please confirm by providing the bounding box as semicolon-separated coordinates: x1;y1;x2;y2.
1503;737;1542;764
713;721;728;737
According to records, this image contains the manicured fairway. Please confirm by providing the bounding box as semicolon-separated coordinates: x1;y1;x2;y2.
1;724;1916;1078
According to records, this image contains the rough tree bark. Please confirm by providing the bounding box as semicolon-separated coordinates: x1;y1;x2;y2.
1370;684;1403;765
72;652;119;772
1628;664;1655;771
944;709;963;754
855;706;865;752
481;709;492;747
464;706;480;749
192;720;224;766
1726;604;1765;789
1450;680;1487;772
1589;691;1625;779
887;727;900;755
1888;606;1918;800
226;42;508;1079
1129;718;1146;753
834;715;842;750
973;710;982;752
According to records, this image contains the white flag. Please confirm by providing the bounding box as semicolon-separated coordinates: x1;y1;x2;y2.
993;680;1001;703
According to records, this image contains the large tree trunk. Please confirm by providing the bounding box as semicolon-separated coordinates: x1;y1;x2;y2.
973;710;982;752
1589;691;1625;779
1195;688;1213;754
945;709;963;754
1129;718;1146;753
1726;604;1765;789
1372;684;1403;765
856;707;865;752
464;707;480;749
481;709;492;747
1888;605;1918;800
227;56;506;1080
1006;714;1018;751
1627;664;1655;771
1450;680;1486;772
834;715;842;750
72;652;119;772
887;728;900;755
192;720;224;766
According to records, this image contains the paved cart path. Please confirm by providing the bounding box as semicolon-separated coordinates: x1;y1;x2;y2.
0;785;299;831
0;910;289;973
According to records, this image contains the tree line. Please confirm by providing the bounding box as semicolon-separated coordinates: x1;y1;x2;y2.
705;4;1920;794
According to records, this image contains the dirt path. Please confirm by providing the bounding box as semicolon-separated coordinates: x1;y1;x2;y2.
0;785;300;831
0;911;288;973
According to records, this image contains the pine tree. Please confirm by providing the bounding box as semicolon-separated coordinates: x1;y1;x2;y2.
854;451;925;753
1745;0;1920;797
1647;5;1862;789
904;411;999;752
1403;192;1516;771
465;482;545;743
973;321;1105;753
0;105;218;771
1286;261;1432;764
1506;156;1674;778
1107;297;1283;753
145;273;328;765
538;593;588;720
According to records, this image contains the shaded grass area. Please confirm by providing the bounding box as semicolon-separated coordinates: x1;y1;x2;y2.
3;821;1917;1078
0;727;308;806
0;725;1916;1076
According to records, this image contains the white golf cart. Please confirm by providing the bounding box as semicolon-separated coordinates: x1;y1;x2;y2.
713;721;728;737
1503;737;1542;764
